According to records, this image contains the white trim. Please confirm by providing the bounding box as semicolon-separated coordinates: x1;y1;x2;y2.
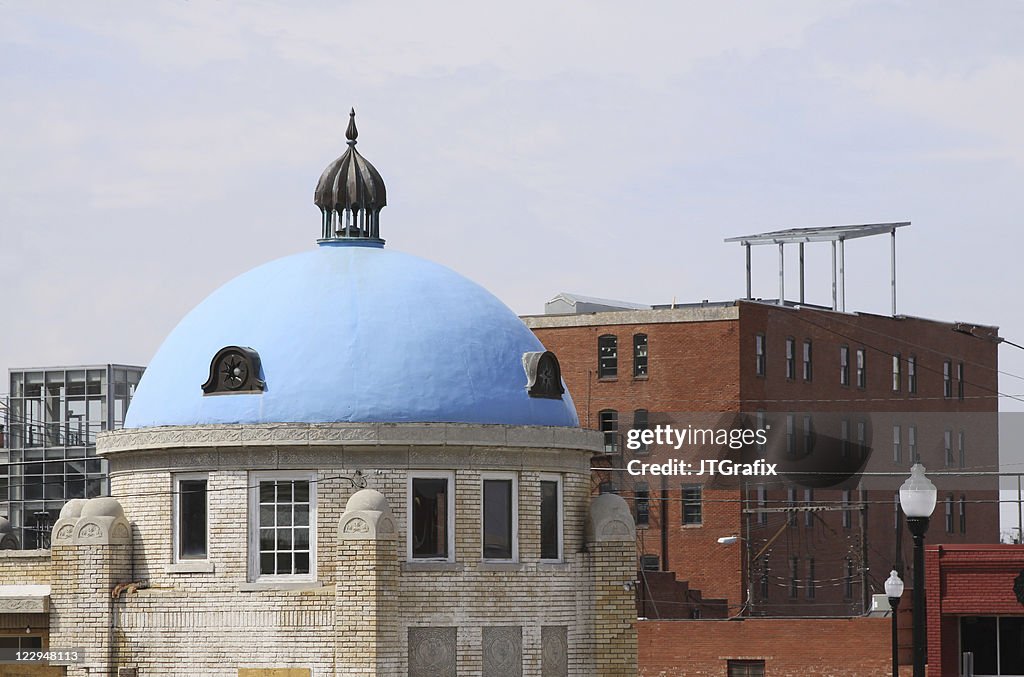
481;472;519;563
538;473;564;562
407;471;456;563
172;472;209;564
247;470;317;583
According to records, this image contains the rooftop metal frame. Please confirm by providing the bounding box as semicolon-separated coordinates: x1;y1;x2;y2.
725;222;911;314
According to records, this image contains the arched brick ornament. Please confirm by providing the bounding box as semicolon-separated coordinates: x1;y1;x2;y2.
1014;569;1024;605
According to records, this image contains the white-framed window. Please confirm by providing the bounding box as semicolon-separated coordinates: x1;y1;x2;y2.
408;471;455;562
539;473;563;561
481;472;518;562
248;471;316;581
173;472;209;562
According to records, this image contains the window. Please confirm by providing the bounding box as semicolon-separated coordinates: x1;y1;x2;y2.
787;487;797;526
959;431;966;469
598;335;617;378
892;353;901;392
803;415;813;454
539;475;562;561
841;419;850;459
803;339;812;381
599;410;619;453
960;616;1024;676
174;474;208;561
844;558;855;599
789;557;799;597
681;485;702;525
945;494;954;533
633;334;648;378
957;362;965;400
409;472;454;561
945;430;953;467
856;348;866;388
840;345;850;385
943;360;952;398
785;338;795;379
635;483;650;527
755;410;767;455
633;409;649;454
894;494;901;530
482;473;517;561
842;490;852;529
756;484;767;526
755;334;766;376
250;474;315;580
907;355;917;393
908;425;918;462
856;421;866;457
806;558;816;599
640;554;660;571
803;488;813;528
892;424;902;464
728;660;765;677
785;415;795;456
959;494;967;534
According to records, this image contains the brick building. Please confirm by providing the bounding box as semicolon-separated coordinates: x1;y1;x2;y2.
525;294;1001;621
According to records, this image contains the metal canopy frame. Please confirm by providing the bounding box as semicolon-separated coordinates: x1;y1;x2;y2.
725;222;911;314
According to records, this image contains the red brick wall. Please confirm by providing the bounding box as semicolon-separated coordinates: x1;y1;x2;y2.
926;544;1024;677
638;617;891;676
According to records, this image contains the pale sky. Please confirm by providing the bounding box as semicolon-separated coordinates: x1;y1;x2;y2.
3;2;1024;526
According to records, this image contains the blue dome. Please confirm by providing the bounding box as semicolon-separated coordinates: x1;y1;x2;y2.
125;243;578;428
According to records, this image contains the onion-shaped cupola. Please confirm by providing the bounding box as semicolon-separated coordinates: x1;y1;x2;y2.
314;108;387;245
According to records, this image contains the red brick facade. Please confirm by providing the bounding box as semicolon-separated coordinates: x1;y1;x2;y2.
526;301;1001;620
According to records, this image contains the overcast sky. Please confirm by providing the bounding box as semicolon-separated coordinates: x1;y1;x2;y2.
3;2;1024;527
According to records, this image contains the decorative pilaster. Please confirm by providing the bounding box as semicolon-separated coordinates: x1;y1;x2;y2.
585;494;638;677
49;497;132;677
335;489;399;676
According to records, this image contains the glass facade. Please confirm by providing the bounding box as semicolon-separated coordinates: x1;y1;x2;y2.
2;364;144;548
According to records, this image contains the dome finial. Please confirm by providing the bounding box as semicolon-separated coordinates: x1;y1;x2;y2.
314;107;387;246
346;108;358;146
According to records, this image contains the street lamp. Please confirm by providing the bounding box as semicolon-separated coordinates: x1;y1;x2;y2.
899;464;936;677
885;569;905;677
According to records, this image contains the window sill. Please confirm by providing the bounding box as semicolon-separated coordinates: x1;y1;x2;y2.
402;561;463;573
478;562;524;572
632;376;649;381
597;377;618;382
165;561;215;574
537;561;570;571
681;523;703;529
238;580;323;591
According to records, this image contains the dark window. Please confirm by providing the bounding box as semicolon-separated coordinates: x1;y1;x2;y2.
856;348;866;388
785;415;795;456
803;488;813;528
959;616;1024;676
842;490;852;529
945;495;954;533
787;488;797;526
959;431;966;469
844;558;854;599
635;483;650;527
755;410;767;455
945;430;954;467
803;415;813;454
789;557;799;597
755;334;766;376
892;424;902;464
943;360;952;398
894;494;901;530
483;478;514;560
633;334;648;378
892;353;901;392
599;481;617;495
856;421;866;456
633;409;649;453
785;338;795;379
411;477;449;559
841;419;850;459
802;340;812;381
640;554;660;571
907;355;917;393
908;425;918;462
540;478;560;560
806;558;816;599
957;361;965;400
257;479;311;576
599;410;619;453
681;485;702;525
728;660;765;677
598;335;617;378
959;494;967;534
756;485;768;526
840;346;850;385
178;478;207;560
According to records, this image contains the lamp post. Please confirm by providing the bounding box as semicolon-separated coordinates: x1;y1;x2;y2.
885;569;905;677
899;464;937;677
